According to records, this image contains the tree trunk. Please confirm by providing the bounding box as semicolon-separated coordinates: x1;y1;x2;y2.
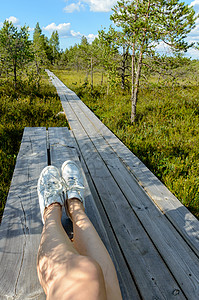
131;49;143;123
101;71;104;85
121;46;125;89
131;100;137;123
91;56;93;90
130;0;149;123
131;44;135;122
14;62;17;90
35;59;40;89
85;70;89;83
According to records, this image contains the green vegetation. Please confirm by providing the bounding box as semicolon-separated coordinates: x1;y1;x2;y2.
0;75;68;220
111;0;197;122
0;21;68;221
0;1;198;221
53;68;199;219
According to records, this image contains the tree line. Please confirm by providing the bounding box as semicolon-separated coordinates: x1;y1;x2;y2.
0;21;60;90
0;0;198;122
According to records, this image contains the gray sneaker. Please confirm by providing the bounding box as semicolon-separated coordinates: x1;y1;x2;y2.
61;160;85;207
37;165;65;223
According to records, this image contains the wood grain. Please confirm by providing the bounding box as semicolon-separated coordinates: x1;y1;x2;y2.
0;127;47;300
49;75;185;300
46;70;199;299
68;130;141;300
76;92;199;257
66;87;199;298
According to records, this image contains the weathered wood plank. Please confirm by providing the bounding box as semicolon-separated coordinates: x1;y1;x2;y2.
63;89;199;299
48;127;140;299
75;95;199;257
47;70;199;299
48;127;77;170
0;127;46;300
48;66;199;259
67;130;141;300
51;83;185;300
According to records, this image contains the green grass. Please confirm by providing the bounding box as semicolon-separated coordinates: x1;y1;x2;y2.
53;68;199;219
0;75;68;220
54;69;107;88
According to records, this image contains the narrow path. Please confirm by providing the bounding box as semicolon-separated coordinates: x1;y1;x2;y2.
46;70;199;300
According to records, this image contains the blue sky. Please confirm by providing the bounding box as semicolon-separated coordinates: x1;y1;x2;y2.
0;0;199;58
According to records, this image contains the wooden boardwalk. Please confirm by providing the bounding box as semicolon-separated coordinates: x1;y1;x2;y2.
47;70;199;299
0;70;199;300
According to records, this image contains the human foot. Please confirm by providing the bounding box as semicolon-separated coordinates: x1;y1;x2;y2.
37;166;65;223
61;160;85;218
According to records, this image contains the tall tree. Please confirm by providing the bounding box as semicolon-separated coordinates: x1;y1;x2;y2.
98;26;120;94
89;38;102;90
0;20;32;88
111;0;197;122
49;30;60;64
78;36;90;76
32;22;48;86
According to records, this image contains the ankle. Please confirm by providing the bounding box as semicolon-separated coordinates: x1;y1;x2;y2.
67;198;85;221
43;203;62;223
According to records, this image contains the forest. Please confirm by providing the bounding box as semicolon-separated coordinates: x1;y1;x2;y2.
0;0;199;220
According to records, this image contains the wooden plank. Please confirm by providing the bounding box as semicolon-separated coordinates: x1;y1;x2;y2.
0;127;46;300
74;96;199;257
50;84;185;300
48;127;140;299
60;72;199;259
63;91;199;299
48;127;77;170
48;65;199;259
67;130;141;300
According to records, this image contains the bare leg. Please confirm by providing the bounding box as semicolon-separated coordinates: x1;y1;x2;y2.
37;203;107;300
68;199;123;300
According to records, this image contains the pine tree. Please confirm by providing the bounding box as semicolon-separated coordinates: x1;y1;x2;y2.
0;20;32;89
111;0;197;122
49;30;60;64
98;26;120;94
32;22;48;87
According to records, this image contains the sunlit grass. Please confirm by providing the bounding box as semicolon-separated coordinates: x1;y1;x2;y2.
54;69;107;88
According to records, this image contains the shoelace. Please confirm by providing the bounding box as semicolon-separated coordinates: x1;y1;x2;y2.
62;176;84;193
42;173;84;200
42;174;65;199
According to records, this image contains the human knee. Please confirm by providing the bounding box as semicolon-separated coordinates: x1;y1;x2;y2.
48;256;106;300
74;256;104;282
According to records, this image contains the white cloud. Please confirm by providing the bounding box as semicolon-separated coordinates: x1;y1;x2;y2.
70;31;97;42
43;22;84;39
64;0;117;13
43;22;71;36
64;1;84;13
184;47;199;58
190;0;199;14
86;33;98;42
71;30;82;38
190;0;199;7
28;27;35;32
185;16;199;47
84;0;117;12
6;16;20;25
